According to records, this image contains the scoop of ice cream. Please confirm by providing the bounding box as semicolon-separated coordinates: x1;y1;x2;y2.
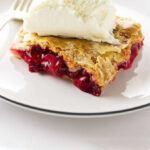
23;0;119;44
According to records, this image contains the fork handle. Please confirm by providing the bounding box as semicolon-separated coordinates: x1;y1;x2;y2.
0;14;12;31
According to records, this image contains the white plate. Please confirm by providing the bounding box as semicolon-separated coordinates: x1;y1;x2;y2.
0;0;150;117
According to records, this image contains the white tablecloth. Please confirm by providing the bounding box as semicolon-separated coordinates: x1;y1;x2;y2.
0;99;150;150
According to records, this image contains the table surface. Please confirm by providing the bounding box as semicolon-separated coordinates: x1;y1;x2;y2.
0;99;150;150
0;0;150;149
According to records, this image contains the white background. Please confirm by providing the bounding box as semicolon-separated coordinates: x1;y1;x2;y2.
0;0;150;149
0;100;150;150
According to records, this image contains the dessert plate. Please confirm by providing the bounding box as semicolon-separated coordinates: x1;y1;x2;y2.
0;0;150;117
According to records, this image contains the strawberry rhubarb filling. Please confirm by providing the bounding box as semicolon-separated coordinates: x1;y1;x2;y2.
10;41;143;96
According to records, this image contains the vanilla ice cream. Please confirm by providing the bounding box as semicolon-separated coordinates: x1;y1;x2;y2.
23;0;119;44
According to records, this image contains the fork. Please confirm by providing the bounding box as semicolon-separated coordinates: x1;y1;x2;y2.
0;0;33;30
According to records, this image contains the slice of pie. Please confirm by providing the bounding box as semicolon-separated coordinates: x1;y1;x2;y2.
10;17;144;96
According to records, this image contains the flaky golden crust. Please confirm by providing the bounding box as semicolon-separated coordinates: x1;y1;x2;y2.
11;17;144;88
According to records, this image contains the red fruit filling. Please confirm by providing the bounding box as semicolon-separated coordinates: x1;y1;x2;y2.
11;41;143;96
11;45;102;96
118;41;143;70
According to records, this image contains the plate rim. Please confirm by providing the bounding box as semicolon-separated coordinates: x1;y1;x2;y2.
1;95;150;117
